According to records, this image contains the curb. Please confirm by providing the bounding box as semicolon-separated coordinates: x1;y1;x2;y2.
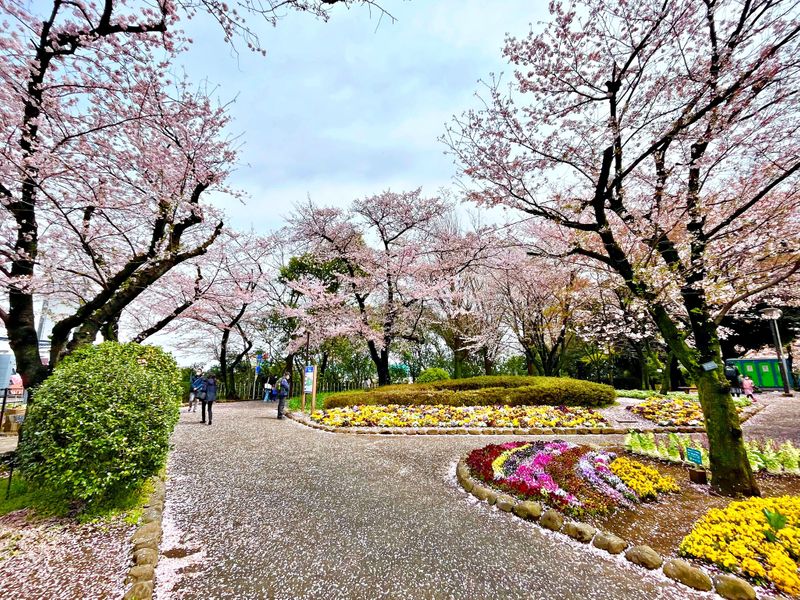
122;475;166;600
455;457;757;600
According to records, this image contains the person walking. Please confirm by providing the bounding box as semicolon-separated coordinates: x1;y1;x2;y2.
742;375;757;402
267;374;278;402
188;370;203;412
724;362;742;397
204;375;218;425
276;372;290;419
262;380;272;402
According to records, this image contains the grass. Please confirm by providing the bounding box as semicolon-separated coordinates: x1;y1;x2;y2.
0;471;157;525
287;392;332;412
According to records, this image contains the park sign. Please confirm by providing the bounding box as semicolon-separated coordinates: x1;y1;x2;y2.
686;447;703;466
304;365;315;394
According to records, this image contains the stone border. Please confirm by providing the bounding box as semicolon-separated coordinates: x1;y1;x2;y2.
455;458;758;600
286;399;764;437
122;474;166;600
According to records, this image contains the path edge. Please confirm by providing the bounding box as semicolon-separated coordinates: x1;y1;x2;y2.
121;473;166;600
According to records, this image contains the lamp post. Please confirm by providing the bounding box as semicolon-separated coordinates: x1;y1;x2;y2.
759;307;792;397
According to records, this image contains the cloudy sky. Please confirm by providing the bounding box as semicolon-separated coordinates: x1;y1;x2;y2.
177;0;548;232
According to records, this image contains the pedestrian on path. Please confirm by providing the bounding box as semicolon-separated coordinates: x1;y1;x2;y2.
724;362;742;397
188;370;203;412
276;373;289;419
204;375;218;425
742;375;757;402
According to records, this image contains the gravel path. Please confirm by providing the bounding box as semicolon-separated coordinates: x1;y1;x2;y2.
157;402;702;600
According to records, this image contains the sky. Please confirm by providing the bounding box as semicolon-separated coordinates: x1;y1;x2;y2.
176;0;549;233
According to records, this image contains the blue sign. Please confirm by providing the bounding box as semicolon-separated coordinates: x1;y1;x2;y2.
304;365;315;394
686;447;703;466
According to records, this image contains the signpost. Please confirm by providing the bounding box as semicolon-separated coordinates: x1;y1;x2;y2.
686;447;707;484
303;365;317;415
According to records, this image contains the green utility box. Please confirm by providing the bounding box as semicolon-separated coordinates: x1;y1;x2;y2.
727;358;795;389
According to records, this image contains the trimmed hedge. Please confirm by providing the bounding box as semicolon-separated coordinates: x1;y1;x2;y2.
19;342;182;504
324;376;615;409
416;367;450;383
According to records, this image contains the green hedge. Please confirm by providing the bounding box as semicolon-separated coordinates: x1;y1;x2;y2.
323;376;615;409
416;367;451;383
19;342;182;504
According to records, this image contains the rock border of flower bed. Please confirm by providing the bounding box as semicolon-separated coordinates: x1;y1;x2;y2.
455;457;759;600
122;474;167;600
286;399;763;436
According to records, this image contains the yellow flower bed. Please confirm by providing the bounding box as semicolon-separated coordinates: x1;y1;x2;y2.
680;497;800;596
608;457;679;500
310;404;609;429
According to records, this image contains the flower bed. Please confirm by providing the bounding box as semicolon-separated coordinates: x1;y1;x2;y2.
628;396;750;427
626;432;800;475
310;404;609;429
629;397;706;426
465;441;678;516
680;496;800;596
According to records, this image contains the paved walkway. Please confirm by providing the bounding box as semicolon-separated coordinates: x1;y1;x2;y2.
156;402;700;599
741;392;800;444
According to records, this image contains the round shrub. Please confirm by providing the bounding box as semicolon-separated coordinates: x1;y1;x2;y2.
416;367;451;383
19;342;182;503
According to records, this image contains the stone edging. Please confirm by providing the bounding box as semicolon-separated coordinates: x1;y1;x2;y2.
286;399;765;437
455;458;758;600
122;475;166;600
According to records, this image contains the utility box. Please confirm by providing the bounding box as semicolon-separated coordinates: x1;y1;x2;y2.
727;357;795;389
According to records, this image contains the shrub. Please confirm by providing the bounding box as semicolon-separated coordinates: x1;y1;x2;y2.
323;375;615;409
19;342;182;504
416;367;450;383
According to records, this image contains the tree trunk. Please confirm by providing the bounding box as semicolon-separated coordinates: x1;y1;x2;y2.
636;345;650;390
453;346;468;379
696;368;760;496
524;348;536;375
482;347;494;376
659;351;672;394
6;294;48;388
376;350;390;386
366;340;391;386
652;303;759;496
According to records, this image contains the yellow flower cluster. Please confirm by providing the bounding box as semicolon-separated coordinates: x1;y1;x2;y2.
609;457;679;500
680;497;800;596
310;404;609;429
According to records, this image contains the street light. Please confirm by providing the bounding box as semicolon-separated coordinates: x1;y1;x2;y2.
759;307;792;396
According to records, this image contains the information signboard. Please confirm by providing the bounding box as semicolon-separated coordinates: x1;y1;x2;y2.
686;447;703;466
304;365;315;394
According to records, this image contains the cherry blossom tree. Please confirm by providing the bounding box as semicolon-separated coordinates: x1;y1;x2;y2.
289;190;456;385
447;0;800;495
0;0;388;388
486;249;590;377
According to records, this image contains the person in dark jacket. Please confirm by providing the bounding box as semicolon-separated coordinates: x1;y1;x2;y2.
188;370;203;412
276;373;290;419
203;375;218;425
724;362;742;397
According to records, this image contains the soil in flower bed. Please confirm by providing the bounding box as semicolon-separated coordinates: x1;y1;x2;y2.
584;452;800;557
